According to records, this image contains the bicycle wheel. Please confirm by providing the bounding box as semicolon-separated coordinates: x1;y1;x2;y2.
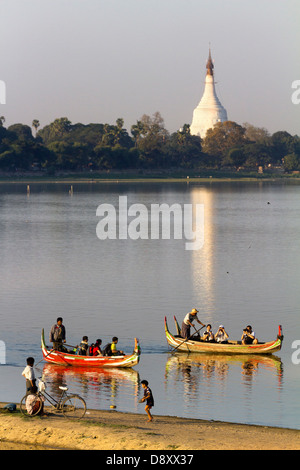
61;394;86;419
20;394;43;417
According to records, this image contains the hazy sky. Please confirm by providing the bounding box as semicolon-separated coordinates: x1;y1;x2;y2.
1;0;299;136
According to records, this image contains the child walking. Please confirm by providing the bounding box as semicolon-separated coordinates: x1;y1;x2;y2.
140;380;154;422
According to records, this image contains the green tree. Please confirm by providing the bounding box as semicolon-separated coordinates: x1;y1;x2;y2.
283;153;300;171
202;121;246;161
165;124;203;168
222;147;246;169
243;123;271;145
37;117;72;144
242;143;272;168
270;131;297;162
8;124;34;142
131;112;169;167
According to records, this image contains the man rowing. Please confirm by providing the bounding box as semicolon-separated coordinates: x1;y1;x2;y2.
181;308;205;339
49;317;66;351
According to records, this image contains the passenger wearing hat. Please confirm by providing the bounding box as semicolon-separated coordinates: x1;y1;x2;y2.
215;325;229;344
181;308;205;339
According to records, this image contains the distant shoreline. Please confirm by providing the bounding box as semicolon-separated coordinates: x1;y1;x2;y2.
0;169;299;185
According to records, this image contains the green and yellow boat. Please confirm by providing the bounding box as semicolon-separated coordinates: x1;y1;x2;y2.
165;316;283;355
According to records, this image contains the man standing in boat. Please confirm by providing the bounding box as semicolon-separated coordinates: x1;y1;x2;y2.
181;308;205;339
49;317;66;351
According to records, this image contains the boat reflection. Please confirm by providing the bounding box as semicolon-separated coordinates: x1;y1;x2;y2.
41;363;140;408
165;353;283;397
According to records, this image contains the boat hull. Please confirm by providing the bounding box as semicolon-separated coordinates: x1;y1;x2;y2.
165;317;283;355
41;329;140;368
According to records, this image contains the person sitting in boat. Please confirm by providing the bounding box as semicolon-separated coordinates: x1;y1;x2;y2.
111;337;124;355
102;337;124;356
89;339;103;356
241;325;258;345
78;336;89;355
202;324;215;342
181;308;205;339
215;325;229;344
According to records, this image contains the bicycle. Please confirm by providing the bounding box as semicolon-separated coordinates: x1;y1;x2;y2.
20;376;86;419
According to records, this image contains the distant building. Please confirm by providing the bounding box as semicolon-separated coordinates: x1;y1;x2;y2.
190;49;228;138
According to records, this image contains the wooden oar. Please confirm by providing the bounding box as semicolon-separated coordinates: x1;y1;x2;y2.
171;324;206;354
64;343;78;350
35;348;55;366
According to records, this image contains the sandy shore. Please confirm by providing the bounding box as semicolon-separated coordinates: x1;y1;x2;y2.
0;404;299;450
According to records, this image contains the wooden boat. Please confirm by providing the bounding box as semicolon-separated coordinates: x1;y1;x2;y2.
41;329;141;368
165;316;283;355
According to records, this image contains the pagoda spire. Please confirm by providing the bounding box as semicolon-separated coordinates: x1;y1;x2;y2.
190;48;228;138
206;47;214;76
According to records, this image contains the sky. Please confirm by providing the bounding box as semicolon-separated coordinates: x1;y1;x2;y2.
0;0;299;136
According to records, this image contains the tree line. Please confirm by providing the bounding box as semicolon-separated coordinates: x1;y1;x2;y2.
0;113;299;173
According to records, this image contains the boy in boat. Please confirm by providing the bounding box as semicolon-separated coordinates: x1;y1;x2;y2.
202;324;215;342
181;308;205;339
111;337;124;355
241;325;258;345
140;380;154;422
102;337;124;356
78;336;89;355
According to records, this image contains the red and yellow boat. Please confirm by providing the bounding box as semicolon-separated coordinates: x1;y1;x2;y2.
41;329;141;368
165;316;283;355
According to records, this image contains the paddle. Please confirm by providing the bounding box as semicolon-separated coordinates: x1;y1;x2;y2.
35;348;55;366
64;343;78;350
171;324;206;354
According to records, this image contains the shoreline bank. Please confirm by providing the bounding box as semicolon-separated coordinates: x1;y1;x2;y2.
0;404;299;450
0;169;299;185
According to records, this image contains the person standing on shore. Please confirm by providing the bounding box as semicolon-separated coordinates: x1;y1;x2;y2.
49;317;66;351
140;380;154;422
22;357;37;395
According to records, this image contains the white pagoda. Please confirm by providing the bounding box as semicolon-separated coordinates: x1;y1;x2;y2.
190;49;228;138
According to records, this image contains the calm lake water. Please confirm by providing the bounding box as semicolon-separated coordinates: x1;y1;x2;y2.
0;180;299;430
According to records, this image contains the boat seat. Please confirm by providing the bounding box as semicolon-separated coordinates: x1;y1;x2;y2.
59;386;68;391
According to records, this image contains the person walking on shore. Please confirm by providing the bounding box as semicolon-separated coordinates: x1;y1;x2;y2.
140;380;154;422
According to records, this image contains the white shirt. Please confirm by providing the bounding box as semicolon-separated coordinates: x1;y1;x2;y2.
183;313;198;325
22;365;35;381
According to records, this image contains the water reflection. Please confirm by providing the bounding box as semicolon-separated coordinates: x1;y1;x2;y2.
165;353;283;402
41;363;140;409
190;187;215;318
